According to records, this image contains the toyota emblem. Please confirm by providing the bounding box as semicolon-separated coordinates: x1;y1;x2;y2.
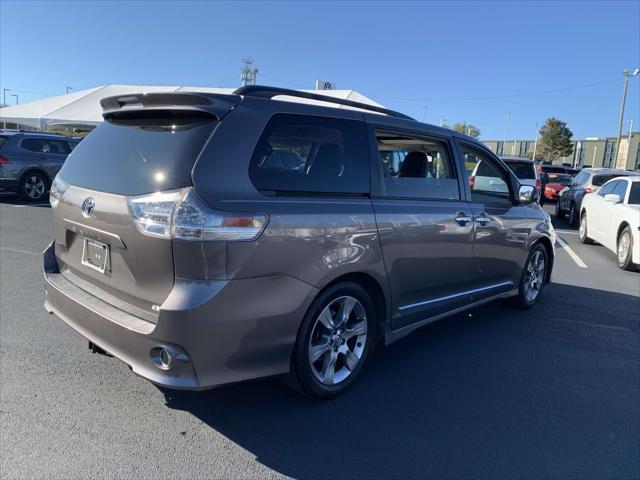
81;198;95;218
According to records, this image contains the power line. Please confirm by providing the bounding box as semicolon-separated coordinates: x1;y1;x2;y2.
374;78;622;102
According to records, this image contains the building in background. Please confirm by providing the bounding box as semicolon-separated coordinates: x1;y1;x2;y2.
483;133;640;171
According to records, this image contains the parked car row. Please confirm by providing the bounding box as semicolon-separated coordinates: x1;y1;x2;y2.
0;131;79;201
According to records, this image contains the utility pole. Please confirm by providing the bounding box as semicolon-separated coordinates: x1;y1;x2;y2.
240;58;258;86
421;105;427;122
503;111;511;155
614;68;639;167
11;94;18;104
66;86;73;94
2;88;9;106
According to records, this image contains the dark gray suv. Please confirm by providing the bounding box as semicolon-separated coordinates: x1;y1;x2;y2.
43;86;555;398
0;131;78;201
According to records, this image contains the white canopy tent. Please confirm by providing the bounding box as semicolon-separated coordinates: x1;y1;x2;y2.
0;84;385;130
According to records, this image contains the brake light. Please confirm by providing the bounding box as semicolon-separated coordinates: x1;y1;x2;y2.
49;175;69;208
0;155;10;164
127;188;267;241
536;179;541;191
584;187;592;194
469;176;475;190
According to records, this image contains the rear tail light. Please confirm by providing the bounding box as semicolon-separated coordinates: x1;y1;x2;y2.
536;179;542;191
127;188;267;241
0;155;10;164
469;176;475;190
584;187;592;194
49;175;69;208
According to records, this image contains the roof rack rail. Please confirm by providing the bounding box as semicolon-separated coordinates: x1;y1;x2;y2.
234;85;414;121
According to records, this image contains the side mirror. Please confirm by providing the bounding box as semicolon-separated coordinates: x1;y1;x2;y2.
518;185;537;204
604;193;621;203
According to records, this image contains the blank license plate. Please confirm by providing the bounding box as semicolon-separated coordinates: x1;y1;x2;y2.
81;238;109;273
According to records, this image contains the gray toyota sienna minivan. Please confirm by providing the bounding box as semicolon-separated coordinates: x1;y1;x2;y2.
43;86;555;398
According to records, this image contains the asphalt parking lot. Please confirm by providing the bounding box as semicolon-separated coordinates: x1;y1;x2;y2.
1;197;639;480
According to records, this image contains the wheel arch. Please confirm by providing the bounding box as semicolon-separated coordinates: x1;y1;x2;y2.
318;272;388;344
18;167;53;188
533;236;554;284
617;221;630;241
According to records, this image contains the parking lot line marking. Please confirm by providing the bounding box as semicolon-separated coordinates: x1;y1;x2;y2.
556;237;588;268
0;246;40;256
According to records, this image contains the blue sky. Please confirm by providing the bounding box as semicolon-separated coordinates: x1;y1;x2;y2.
1;0;639;140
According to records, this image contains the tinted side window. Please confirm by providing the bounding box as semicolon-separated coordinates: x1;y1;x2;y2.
462;146;511;204
21;138;46;153
611;181;628;200
250;114;369;194
42;139;71;155
597;181;618;196
375;131;459;200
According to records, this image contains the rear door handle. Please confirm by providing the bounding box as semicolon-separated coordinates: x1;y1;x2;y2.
475;212;491;226
454;212;472;226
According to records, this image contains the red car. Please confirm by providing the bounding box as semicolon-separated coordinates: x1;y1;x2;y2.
543;173;572;201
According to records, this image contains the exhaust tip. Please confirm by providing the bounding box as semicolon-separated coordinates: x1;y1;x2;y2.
150;346;178;371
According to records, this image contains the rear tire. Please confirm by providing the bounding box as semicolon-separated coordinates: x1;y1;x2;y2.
617;226;637;271
19;171;48;202
579;212;594;244
555;200;565;220
283;282;377;399
509;243;548;310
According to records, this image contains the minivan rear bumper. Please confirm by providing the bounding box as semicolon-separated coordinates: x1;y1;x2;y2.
43;241;317;390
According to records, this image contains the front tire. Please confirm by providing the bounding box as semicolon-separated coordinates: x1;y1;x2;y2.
284;282;377;399
579;212;594;244
617;226;637;271
509;244;548;309
19;171;48;202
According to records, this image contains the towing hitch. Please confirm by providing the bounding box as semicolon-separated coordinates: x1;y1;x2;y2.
88;341;113;357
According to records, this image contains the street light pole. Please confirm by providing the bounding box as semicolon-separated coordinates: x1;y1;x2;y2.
614;68;640;167
11;94;18;104
66;86;73;94
2;88;9;106
421;105;427;122
532;122;539;163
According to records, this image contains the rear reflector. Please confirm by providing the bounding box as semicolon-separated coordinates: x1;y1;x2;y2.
0;155;10;164
127;188;267;241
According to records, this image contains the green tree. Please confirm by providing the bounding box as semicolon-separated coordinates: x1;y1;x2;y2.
450;122;481;138
538;117;574;162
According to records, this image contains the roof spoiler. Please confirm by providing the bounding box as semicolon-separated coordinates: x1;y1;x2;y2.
234;85;414;121
101;92;241;119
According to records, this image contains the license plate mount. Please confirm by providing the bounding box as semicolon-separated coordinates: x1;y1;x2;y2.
81;237;110;273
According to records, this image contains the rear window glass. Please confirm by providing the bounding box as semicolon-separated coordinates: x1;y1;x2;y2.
593;174;624;186
249;113;369;195
547;174;572;186
505;161;535;179
58;113;217;195
541;166;567;174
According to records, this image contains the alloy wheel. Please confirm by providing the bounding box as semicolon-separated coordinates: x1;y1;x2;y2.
618;232;631;265
308;296;368;386
524;250;545;302
24;175;46;200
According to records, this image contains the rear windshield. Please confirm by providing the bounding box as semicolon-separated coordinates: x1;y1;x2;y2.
547;174;572;186
504;161;535;179
542;166;566;174
592;174;625;186
629;183;640;205
58;111;216;195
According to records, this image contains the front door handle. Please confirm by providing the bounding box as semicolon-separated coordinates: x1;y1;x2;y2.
454;212;472;226
475;212;491;226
